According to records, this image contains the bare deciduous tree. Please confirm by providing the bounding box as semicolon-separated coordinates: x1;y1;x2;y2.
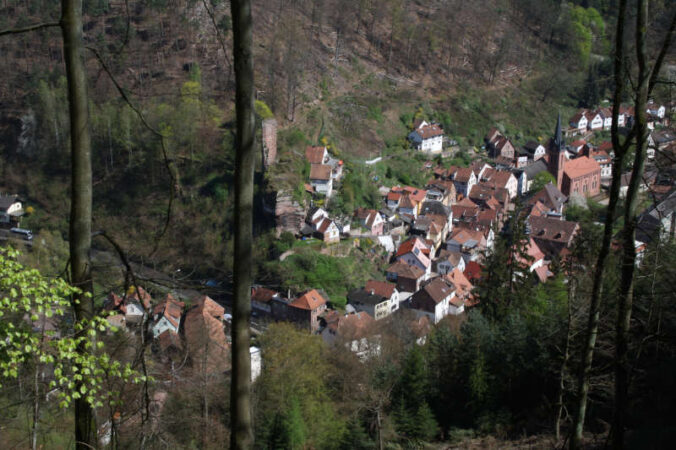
229;0;255;448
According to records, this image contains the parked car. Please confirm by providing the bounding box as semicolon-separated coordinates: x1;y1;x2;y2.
10;227;32;241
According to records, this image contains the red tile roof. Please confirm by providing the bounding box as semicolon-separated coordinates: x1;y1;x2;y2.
453;167;474;183
153;294;185;328
445;268;473;299
417;123;444;139
564;156;600;180
305;146;326;164
183;295;229;372
364;280;397;298
598;141;613;152
534;265;552;283
464;261;483;281
387;191;401;202
309;164;332;180
336;312;375;339
290;289;327;311
386;261;425;279
317;218;335;234
396;236;427;257
570;111;587;123
251;287;278;304
391;186;427;203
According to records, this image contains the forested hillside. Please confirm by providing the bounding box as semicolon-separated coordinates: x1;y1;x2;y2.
0;0;642;274
1;0;675;448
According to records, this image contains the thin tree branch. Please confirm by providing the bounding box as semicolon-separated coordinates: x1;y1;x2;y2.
648;9;676;95
85;45;180;256
0;22;60;36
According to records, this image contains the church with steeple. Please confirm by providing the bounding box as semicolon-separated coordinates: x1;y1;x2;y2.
546;113;601;197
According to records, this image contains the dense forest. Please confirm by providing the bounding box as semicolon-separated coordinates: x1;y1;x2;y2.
0;0;675;448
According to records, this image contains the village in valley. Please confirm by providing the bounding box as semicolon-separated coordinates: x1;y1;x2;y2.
3;99;675;373
8;99;676;364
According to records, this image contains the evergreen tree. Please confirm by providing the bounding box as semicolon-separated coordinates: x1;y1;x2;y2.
284;397;307;450
393;346;439;441
477;208;535;321
581;63;601;108
414;402;439;441
339;415;374;450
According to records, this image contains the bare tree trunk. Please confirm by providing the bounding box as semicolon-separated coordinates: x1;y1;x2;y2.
61;0;95;448
570;1;628;447
610;3;648;446
32;362;39;450
556;279;574;442
229;0;254;448
612;5;676;448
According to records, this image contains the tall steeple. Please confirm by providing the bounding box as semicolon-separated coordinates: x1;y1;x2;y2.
548;112;566;190
553;112;563;152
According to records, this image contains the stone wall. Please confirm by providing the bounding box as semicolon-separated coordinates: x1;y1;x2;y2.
262;118;277;167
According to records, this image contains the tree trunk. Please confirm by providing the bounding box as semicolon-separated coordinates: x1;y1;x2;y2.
570;1;628;447
61;0;95;448
555;279;574;442
32;362;39;450
229;0;255;448
612;6;676;447
612;2;648;446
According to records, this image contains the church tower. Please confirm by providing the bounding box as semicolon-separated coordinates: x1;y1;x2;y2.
548;113;567;190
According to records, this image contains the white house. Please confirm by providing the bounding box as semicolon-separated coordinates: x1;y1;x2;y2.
396;237;433;276
309;164;333;196
307;207;329;224
449;167;477;197
569;111;588;131
151;295;184;338
646;101;665;119
598;108;613;130
586;111;604;130
0;195;23;224
315;218;340;243
409;278;463;324
617;111;626;127
348;280;400;320
408;120;444;153
523;141;546;161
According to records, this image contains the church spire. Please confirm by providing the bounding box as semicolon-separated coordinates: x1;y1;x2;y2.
554;112;563;151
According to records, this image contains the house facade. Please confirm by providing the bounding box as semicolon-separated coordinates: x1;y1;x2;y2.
386;261;425;293
562;156;601;197
348;280;399;320
309;164;333;196
408;120;444;153
286;289;328;332
151;294;185;338
409;278;462;324
0;195;23;227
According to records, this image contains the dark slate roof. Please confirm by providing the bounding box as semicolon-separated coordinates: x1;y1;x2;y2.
0;195;19;211
523;159;549;178
347;289;386;306
420;201;450;217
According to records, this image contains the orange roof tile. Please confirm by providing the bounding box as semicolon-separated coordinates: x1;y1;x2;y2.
309;164;332;180
564;156;600;180
364;280;396;298
290;289;326;311
305;146;326;164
